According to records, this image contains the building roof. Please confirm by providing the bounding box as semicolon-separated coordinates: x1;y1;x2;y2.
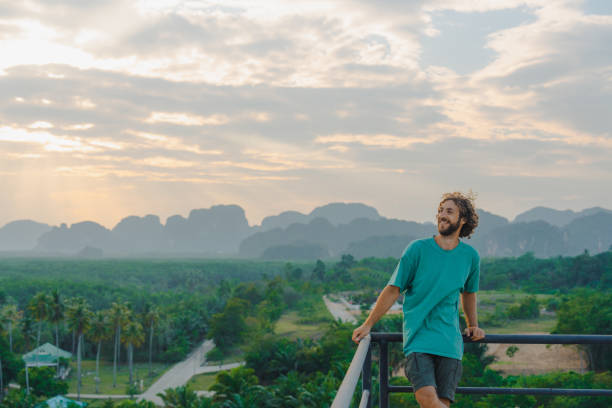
35;395;87;408
23;343;72;366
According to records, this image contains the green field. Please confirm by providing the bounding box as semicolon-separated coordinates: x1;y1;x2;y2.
66;359;170;395
486;314;557;334
478;290;552;304
188;372;217;391
274;295;333;340
477;290;557;333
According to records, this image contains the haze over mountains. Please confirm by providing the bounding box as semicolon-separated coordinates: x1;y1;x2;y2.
0;203;610;259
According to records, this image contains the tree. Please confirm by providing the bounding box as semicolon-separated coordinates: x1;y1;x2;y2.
21;312;36;352
1;388;40;407
157;385;200;408
507;295;540;319
66;297;91;400
17;366;68;398
48;289;65;354
210;366;264;405
208;298;249;350
143;304;160;377
311;259;326;281
87;310;109;394
1;304;22;353
0;337;23;400
28;292;50;351
554;289;612;370
122;318;144;385
109;301;130;388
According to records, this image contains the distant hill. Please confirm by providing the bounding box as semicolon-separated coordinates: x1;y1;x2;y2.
258;202;380;232
261;242;329;260
513;206;612;227
1;203;611;258
36;221;113;253
345;235;416;259
0;220;50;251
33;204;251;255
239;217;435;258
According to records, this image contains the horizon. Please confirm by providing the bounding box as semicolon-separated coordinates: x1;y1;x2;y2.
1;1;611;228
2;201;609;230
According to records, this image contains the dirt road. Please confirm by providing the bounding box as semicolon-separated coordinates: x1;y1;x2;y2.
487;340;586;375
323;295;357;324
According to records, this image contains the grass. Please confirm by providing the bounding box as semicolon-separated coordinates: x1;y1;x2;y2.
66;359;171;395
210;347;245;364
477;290;558;333
274;311;326;340
478;290;552;307
188;372;217;391
275;295;333;340
487;314;558;334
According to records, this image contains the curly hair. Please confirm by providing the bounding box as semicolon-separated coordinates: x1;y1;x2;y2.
438;191;479;238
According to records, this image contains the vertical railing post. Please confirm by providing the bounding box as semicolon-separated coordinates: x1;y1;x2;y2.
379;339;389;408
362;344;372;408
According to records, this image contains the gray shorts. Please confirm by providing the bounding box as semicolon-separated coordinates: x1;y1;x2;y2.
404;352;463;403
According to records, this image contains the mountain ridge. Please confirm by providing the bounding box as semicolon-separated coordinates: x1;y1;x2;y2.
0;204;610;259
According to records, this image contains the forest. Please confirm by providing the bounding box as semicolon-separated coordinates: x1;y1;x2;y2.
0;249;611;407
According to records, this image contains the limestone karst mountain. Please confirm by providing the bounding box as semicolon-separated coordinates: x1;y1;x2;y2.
0;220;50;251
1;204;611;258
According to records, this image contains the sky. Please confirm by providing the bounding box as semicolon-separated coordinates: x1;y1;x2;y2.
1;0;611;228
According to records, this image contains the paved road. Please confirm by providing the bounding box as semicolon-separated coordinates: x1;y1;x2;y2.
65;356;242;404
195;361;244;374
138;339;214;405
323;295;358;324
67;393;130;400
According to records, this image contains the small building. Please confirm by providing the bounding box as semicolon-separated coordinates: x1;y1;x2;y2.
23;343;72;368
35;395;87;408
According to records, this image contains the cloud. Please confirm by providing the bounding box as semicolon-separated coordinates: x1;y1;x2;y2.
1;0;611;227
315;133;435;149
126;130;223;155
0;125;99;152
144;112;229;126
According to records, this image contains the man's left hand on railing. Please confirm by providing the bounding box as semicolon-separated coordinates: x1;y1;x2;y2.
464;326;485;341
352;324;371;344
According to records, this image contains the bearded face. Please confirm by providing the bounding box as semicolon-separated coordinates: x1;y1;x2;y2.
438;216;462;236
437;199;464;237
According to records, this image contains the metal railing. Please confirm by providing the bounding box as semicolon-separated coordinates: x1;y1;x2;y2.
331;333;612;408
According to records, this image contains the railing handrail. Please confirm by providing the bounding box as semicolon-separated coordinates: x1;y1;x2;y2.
371;332;612;344
332;332;612;408
331;334;371;408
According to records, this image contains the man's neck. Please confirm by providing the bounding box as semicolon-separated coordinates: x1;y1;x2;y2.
434;234;460;251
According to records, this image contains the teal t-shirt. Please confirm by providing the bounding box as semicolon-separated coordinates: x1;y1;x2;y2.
387;237;480;360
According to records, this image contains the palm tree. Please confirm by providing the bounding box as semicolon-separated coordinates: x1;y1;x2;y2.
143;304;160;377
28;292;51;349
66;297;91;401
210;366;261;404
157;386;200;408
1;304;22;353
87;310;109;394
64;297;77;353
48;289;65;352
122;318;144;386
21;312;36;352
109;301;129;388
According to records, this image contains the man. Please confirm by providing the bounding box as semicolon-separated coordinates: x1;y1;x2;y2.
352;192;484;408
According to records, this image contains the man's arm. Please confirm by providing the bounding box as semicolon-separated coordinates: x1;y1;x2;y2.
461;291;485;340
351;285;400;343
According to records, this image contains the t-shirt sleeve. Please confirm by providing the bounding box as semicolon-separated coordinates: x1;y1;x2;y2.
387;241;419;293
462;250;480;293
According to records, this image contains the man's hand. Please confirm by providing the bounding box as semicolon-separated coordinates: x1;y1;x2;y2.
352;324;371;343
350;285;400;344
464;326;485;341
